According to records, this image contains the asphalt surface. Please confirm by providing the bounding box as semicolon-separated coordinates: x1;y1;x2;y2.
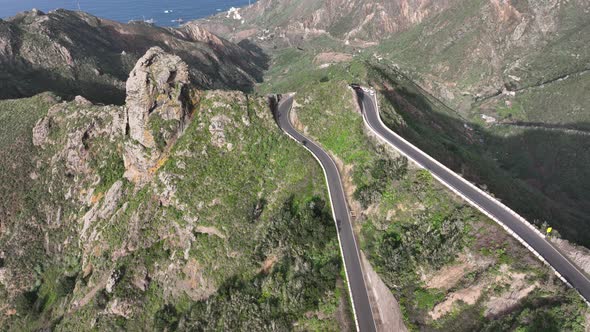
274;95;377;332
354;87;590;304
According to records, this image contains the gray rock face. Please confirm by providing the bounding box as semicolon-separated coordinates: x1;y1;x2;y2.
74;95;93;106
81;180;123;241
32;117;51;147
209;115;232;148
178;24;224;47
125;47;190;149
122;142;159;184
123;47;195;185
64;129;90;175
0;21;15;59
98;180;124;220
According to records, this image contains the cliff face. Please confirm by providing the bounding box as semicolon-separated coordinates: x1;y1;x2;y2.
0;9;268;104
126;47;191;149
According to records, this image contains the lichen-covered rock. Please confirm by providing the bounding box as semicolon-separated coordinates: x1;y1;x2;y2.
122;141;159;184
98;180;124;219
209;115;232;148
123;47;199;185
125;47;190;149
64;128;91;175
106;298;134;318
74;95;93;106
32;116;51;147
80;180;124;241
131;265;149;291
178;23;225;47
0;20;15;59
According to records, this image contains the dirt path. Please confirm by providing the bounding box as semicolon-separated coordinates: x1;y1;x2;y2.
361;252;408;332
71;274;110;312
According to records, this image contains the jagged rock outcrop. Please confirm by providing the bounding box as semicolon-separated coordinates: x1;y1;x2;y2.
31;100;126;204
209;115;232;149
126;47;190;149
32;116;51;147
122;142;161;184
123;47;196;184
81;180;124;241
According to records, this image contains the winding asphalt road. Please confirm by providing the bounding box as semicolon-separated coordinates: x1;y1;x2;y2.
274;94;377;332
354;86;590;304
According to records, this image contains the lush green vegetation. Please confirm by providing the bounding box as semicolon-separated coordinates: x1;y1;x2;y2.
365;0;590;247
178;197;341;331
354;156;408;208
0;91;350;330
92;144;126;194
0;93;55;222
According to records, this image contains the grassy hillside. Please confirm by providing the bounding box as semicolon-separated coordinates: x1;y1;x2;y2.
2;0;589;329
376;0;590;112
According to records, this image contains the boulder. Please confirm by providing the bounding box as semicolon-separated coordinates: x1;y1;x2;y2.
32;117;51;147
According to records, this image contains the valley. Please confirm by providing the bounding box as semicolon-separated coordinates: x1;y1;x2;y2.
1;1;589;331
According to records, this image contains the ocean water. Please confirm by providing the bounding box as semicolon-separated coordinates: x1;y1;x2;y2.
0;0;255;27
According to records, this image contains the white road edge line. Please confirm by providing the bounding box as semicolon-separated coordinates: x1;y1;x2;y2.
357;88;590;305
277;93;376;332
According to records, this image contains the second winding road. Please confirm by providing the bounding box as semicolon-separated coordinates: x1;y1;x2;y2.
274;94;377;332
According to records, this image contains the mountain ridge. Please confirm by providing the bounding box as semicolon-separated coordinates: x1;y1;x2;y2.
196;0;455;46
0;9;269;104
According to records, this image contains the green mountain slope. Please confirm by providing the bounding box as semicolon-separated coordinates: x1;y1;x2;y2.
364;0;590;246
235;0;590;246
196;0;455;46
0;49;349;330
377;0;590;117
256;54;588;330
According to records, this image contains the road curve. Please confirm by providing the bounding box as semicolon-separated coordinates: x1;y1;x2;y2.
354;86;590;304
273;94;377;332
